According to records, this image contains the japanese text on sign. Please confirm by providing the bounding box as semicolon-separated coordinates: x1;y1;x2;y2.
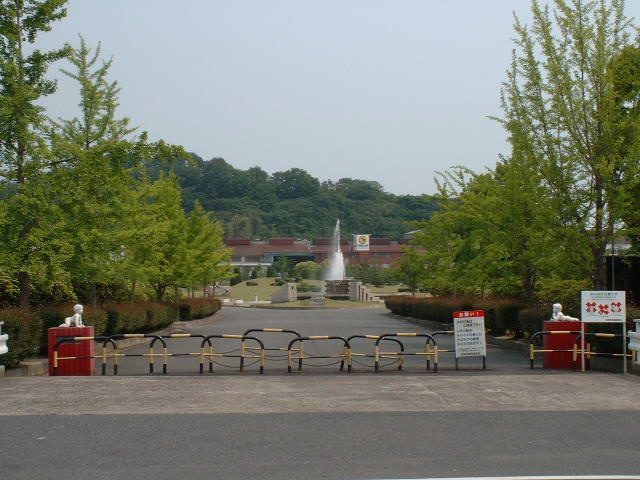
581;291;626;323
453;310;486;358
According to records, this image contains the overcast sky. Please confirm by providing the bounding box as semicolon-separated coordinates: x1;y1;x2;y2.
37;1;640;196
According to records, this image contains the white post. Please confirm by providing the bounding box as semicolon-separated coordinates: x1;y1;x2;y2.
623;322;627;374
0;321;8;355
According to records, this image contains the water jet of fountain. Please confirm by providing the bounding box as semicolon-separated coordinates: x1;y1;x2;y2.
325;220;345;281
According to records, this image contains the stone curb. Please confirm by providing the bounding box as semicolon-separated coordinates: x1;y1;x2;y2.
1;312;222;378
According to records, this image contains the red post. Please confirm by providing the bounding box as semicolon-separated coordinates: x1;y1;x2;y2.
48;326;95;376
543;321;588;369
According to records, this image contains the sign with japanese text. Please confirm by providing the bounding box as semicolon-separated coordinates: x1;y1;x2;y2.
354;234;370;251
453;310;486;358
580;291;626;323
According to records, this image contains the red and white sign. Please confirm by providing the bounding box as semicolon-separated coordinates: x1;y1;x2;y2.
581;291;626;323
453;310;486;358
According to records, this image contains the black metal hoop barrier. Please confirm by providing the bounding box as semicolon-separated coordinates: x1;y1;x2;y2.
53;336;109;376
340;335;405;371
53;334;266;375
431;330;487;370
571;332;632;371
286;336;352;373
202;334;266;374
374;333;438;373
529;330;583;369
241;328;303;371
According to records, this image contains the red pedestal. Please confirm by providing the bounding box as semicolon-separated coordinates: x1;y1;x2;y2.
48;326;95;376
543;321;588;369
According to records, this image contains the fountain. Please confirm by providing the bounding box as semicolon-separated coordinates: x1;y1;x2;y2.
326;220;345;280
324;220;350;298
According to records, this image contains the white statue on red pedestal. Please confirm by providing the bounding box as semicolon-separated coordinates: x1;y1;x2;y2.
59;304;84;327
550;303;579;322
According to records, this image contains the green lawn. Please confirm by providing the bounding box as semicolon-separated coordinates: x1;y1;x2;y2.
221;277;406;302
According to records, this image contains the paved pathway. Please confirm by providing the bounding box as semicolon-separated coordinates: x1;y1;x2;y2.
2;306;639;480
103;306;528;375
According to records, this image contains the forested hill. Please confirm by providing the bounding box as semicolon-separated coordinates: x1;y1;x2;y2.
149;154;439;240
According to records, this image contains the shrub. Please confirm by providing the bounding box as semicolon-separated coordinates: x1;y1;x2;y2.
486;299;527;336
104;302;176;334
0;308;43;367
178;299;222;320
297;282;321;293
518;307;548;338
179;303;192;322
385;295;528;335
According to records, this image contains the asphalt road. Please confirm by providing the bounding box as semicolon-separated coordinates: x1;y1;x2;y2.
105;306;529;375
2;306;640;480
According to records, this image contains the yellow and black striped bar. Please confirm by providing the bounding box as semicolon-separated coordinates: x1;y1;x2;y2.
53;336;109;376
286;336;352;373
374;333;438;373
570;331;632;370
241;328;302;370
529;330;581;369
340;335;405;371
201;334;266;373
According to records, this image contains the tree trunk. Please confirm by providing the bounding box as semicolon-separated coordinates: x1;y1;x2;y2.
130;281;136;303
18;271;30;309
89;282;98;308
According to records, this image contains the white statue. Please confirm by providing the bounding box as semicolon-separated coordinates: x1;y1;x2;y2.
59;304;84;327
550;303;579;322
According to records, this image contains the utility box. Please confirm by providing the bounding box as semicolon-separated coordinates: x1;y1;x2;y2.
48;326;95;376
543;321;587;369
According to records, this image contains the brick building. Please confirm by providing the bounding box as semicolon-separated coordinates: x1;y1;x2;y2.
226;237;412;276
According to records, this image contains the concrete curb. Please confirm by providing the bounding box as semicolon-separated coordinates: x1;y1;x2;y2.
2;312;222;378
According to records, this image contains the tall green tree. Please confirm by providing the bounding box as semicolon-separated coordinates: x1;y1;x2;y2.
48;36;137;305
497;0;634;289
0;0;69;307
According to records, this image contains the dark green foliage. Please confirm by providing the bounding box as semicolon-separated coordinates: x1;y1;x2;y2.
518;307;548;337
385;296;527;335
178;298;221;320
147;156;439;240
178;303;192;322
229;268;242;286
297;282;321;293
103;302;176;334
0;308;43;366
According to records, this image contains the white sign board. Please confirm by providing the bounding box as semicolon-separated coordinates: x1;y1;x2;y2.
580;291;626;323
453;310;486;358
354;234;370;251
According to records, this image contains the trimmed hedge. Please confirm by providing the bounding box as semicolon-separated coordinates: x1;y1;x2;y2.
384;295;527;335
177;298;222;321
0;308;43;367
0;299;223;366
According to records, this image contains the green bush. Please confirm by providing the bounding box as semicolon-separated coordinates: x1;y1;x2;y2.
0;308;43;367
179;303;192;321
385;296;527;335
104;302;176;334
518;307;548;337
297;282;321;293
178;299;221;320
